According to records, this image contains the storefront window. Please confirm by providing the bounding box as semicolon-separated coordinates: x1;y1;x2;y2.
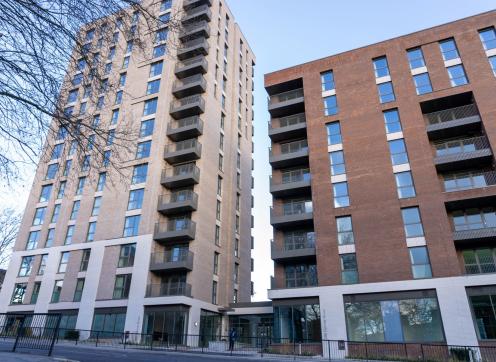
273;303;321;342
91;308;126;337
229;314;273;344
468;291;496;340
142;306;189;345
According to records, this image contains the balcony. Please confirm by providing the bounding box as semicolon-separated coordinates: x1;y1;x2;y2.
169;95;205;119
269;113;307;142
269;141;309;169
443;170;496;193
149;251;194;273
167;116;203;141
182;4;212;23
183;0;212;10
433;136;492;172
268;88;305;118
146;282;192;298
425;104;481;140
154;220;196;243
271;270;318;290
270;202;313;229
270;172;311;198
161;164;200;189
175;56;208;79
271;238;316;263
179;21;211;42
163;139;202;165
157;191;198;215
453;227;496;244
172;74;207;98
177;37;209;61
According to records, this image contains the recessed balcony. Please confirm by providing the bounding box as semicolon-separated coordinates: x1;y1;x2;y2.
146;282;192;298
183;0;212;10
175;56;208;79
270;202;313;229
182;4;212;23
153;220;196;243
163;139;202;165
433;136;492;172
269;142;309;169
425;104;481;140
268;88;305;118
179;21;211;42
157;191;198;215
149;251;194;273
177;37;210;60
270;172;311;198
443;170;496;193
271;239;316;263
269;113;307;142
161;164;200;189
172;74;207;99
169;95;205;119
453;227;496;244
167;116;203;142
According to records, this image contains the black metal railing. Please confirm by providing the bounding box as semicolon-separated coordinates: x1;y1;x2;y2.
424;104;479;125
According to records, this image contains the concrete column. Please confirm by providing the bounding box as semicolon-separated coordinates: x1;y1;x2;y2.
0;253;23;312
33;251;61;314
188;304;201;336
319;291;347;341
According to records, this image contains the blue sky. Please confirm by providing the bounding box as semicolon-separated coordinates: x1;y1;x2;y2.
225;0;496;300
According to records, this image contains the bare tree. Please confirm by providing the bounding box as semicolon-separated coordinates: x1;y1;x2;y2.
0;209;21;268
0;0;185;187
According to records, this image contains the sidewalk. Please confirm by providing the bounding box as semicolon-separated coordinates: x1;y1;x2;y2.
0;351;75;362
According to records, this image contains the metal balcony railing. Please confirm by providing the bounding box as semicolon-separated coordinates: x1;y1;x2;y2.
269;113;306;129
434;136;490;157
155;219;196;233
150;250;193;266
271;201;313;217
268;88;304;105
183;4;210;17
159;191;198;205
146;282;192;297
443;170;496;192
165;139;201;153
173;74;205;87
180;20;210;35
424;104;479;125
175;56;207;71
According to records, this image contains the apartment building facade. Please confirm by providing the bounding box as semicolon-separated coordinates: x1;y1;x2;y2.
266;11;496;347
0;0;256;339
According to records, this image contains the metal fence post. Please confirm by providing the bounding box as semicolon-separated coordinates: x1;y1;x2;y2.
96;331;99;347
48;314;61;356
365;341;369;362
420;343;425;361
328;340;331;361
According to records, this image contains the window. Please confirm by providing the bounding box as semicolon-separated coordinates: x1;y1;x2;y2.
447;65;468;87
103;150;111;167
118;244;136;268
31;282;41;304
33;207;46;226
469;292;496;340
51;280;63;303
479;27;496;51
136;141;151;159
51;204;61;223
26;231;39;250
127;189;144;210
383;109;402;134
72;73;82;86
401;207;424;238
85;28;95;41
235;238;239;257
92;196;102;216
113;274;132;299
143;98;158;116
413;73;432;95
146;79;161;95
336;216;354;245
57;181;66;199
79;102;87;115
45;163;59;180
140;119;155;137
489;56;496;76
341;253;358;284
104;62;112;75
212;281;218;305
38;255;48;275
63;160;71;176
58;252;70;273
321;70;335;91
73;278;85;302
213;252;219;275
65;225;74;244
96;96;104;110
45;228;55;247
234;263;239;283
76;177;85;195
329;151;346;176
160;0;172;11
216;200;221;220
333;182;350;208
119;73;127;87
322;94;339;118
132;164;148;184
377;82;395;103
373;56;390;78
395;171;416;199
67;89;78;104
215;225;220;245
87;222;96;242
452;208;496;231
159;12;170;25
153;44;166;58
83;85;92;98
155;28;168;43
126;40;133;54
123;215;140;237
439;38;459;60
19;256;34;276
96;172;106;192
114;90;123;104
11;283;27;304
70;200;80;220
149;61;163;77
39;184;52;202
218;154;223;171
409;247;432;279
388;139;409;166
111;109;119;124
80;249;91;271
82;155;90;171
51;144;63;160
217;176;222;196
285;264;317;287
326;122;342;145
407;47;425;69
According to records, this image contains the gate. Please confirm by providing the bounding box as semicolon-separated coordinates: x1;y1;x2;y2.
0;313;61;356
